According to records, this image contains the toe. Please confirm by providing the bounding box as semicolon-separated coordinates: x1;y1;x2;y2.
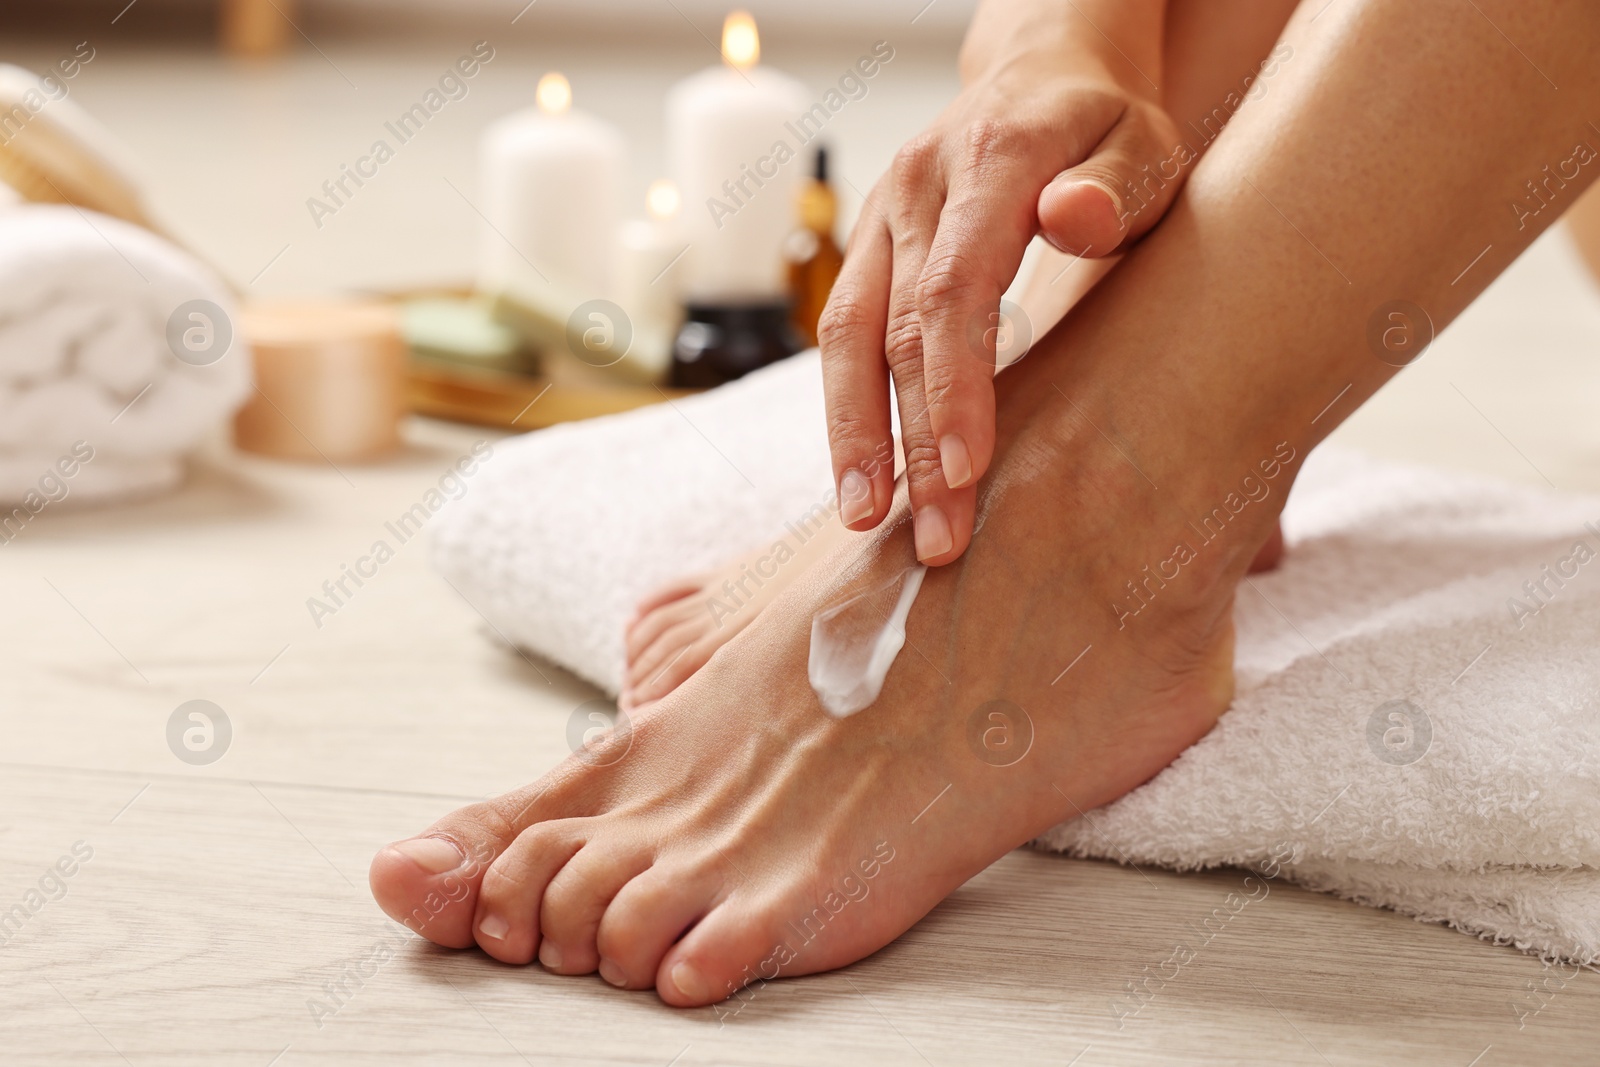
369;782;569;947
626;637;716;708
596;862;721;991
472;821;587;964
369;835;475;947
539;837;654;978
625;618;705;693
629;573;711;626
624;596;702;664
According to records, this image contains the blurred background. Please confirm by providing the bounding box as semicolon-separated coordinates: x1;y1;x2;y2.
0;0;973;295
5;0;1598;485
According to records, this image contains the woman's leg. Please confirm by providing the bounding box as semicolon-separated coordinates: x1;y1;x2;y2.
373;0;1600;1007
621;0;1302;709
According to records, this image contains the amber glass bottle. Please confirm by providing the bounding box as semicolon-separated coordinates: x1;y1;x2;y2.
786;147;845;347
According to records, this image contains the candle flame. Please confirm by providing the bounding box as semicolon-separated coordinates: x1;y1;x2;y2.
536;72;572;115
647;179;681;220
722;11;759;71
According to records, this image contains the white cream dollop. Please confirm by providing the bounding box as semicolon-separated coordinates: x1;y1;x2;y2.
807;563;927;718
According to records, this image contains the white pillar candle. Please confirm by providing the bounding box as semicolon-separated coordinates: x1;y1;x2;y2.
666;12;810;304
478;72;625;298
614;179;687;333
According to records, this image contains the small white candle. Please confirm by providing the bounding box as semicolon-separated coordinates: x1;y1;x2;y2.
478;72;625;298
666;12;810;303
614;180;687;333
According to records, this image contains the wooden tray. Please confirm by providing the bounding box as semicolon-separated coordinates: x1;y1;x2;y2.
407;362;695;430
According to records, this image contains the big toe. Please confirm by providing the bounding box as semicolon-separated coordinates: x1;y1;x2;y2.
370;835;481;947
371;791;552;947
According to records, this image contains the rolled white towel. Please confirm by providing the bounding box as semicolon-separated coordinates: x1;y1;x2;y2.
432;351;1600;967
0;204;250;506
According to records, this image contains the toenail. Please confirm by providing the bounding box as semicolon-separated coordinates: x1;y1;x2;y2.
539;941;563;970
938;434;972;489
669;960;709;1002
598;959;627;987
839;468;873;525
389;837;464;875
913;505;953;560
478;914;509;941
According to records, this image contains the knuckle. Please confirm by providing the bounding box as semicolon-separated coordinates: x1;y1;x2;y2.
478;858;526;901
882;308;924;371
891;134;943;206
817;290;871;351
826;409;878;451
901;440;945;488
892;133;941;181
917;251;981;311
963;118;1028;171
459;803;519;857
921;372;962;414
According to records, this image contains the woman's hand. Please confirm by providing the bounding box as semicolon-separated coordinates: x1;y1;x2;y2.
819;1;1186;564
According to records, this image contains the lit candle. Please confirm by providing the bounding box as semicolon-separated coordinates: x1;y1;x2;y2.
666;12;810;303
614;179;687;333
478;72;625;297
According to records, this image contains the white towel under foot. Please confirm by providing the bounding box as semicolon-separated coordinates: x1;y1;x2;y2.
432;352;1600;967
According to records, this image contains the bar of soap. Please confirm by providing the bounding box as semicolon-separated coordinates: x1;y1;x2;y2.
234;299;405;462
490;276;672;387
403;296;532;375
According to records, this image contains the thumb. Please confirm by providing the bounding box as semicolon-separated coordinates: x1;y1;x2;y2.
1037;105;1186;257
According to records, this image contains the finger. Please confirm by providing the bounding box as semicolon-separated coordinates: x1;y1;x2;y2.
881;146;976;565
915;144;1044;495
1038;103;1185;257
818;207;897;530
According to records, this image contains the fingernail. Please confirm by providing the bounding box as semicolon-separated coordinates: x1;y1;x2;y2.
670;959;709;1002
914;505;953;560
839;468;873;525
539;941;563;970
478;914;509;941
938;434;972;488
599;959;627;987
390;837;464;875
1066;176;1123;222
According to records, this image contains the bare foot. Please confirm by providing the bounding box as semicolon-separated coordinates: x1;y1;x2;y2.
622;498;1284;709
619;548;798;710
369;352;1283;1010
619;513;852;709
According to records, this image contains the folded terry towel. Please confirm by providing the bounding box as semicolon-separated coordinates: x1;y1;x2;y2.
432;351;1600;967
0;204;249;507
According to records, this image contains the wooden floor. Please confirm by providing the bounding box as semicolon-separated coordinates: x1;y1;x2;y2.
3;410;1597;1067
5;31;1600;1067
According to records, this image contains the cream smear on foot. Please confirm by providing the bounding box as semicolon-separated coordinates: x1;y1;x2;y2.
807;563;927;718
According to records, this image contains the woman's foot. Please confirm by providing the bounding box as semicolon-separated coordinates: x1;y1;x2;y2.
623;509;1284;709
619;509;857;708
369;354;1282;1009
